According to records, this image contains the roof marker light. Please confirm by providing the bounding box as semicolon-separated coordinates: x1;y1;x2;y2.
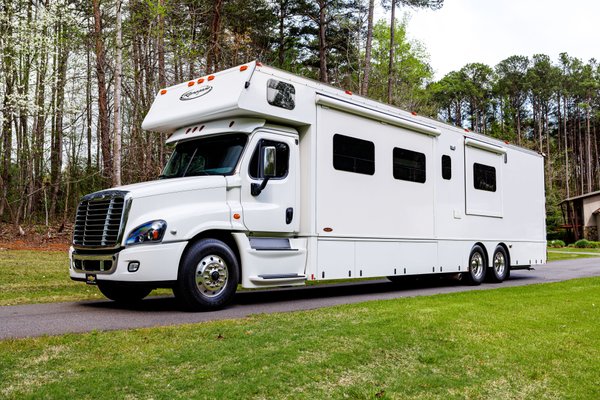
197;78;204;84
188;81;195;87
160;89;167;95
208;75;215;81
464;128;470;132
240;65;248;72
411;111;417;116
345;90;352;95
256;61;263;67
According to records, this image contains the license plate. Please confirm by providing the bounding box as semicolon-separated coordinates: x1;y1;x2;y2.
85;274;97;285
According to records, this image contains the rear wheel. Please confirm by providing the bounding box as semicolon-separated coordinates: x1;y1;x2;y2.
465;245;487;285
488;246;510;283
175;238;239;311
97;282;152;303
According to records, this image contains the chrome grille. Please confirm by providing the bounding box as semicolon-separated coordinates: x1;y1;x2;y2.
73;192;127;248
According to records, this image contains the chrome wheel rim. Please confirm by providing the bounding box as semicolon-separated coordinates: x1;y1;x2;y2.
494;251;506;277
195;255;228;298
470;252;485;280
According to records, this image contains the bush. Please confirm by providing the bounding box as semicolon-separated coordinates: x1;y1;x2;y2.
548;240;566;248
572;239;600;248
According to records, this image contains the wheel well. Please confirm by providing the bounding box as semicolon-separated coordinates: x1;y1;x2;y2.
496;242;511;268
472;242;489;267
180;230;242;283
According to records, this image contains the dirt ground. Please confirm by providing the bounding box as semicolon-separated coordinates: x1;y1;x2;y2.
0;223;72;251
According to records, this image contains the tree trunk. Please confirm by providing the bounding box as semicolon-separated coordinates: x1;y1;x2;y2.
387;0;396;104
92;0;112;182
361;0;374;96
206;0;223;74
113;0;123;187
318;0;328;83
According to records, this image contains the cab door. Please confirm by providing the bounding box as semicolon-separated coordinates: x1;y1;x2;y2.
239;130;299;233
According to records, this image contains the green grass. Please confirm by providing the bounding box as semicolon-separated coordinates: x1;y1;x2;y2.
547;247;600;261
0;250;169;306
0;248;598;306
0;278;599;399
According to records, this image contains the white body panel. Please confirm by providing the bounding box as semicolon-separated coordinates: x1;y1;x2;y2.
71;62;546;290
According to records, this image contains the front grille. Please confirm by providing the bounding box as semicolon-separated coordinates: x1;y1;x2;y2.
73;192;127;248
73;259;114;272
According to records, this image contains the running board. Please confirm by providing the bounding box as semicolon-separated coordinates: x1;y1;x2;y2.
249;274;306;284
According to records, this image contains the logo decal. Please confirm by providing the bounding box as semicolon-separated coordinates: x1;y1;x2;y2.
180;85;213;101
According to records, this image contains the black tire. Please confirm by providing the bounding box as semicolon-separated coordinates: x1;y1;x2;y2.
97;282;152;303
175;238;239;311
464;245;487;285
488;246;510;283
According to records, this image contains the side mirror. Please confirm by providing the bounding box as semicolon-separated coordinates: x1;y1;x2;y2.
252;146;277;196
263;146;277;178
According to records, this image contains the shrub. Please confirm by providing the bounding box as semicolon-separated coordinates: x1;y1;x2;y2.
572;239;600;248
548;240;566;248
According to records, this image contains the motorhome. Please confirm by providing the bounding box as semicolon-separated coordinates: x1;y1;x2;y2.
69;61;546;310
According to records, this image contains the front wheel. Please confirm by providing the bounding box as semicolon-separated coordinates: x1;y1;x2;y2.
97;282;152;303
464;245;487;285
175;238;239;311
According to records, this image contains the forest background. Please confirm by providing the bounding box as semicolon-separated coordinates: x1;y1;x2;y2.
0;0;598;241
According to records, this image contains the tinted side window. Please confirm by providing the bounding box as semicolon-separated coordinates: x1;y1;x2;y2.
267;79;295;110
473;163;496;191
333;134;375;175
393;148;426;183
442;155;451;180
249;140;289;179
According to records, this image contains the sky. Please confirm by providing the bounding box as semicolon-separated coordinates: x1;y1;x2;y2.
377;0;600;79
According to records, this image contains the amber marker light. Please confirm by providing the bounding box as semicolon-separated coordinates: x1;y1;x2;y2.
345;90;352;95
188;81;195;87
197;78;204;84
233;213;241;220
323;227;333;232
411;111;417;116
208;75;215;81
160;89;167;95
240;65;248;71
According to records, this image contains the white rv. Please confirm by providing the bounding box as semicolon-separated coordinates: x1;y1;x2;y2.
69;61;546;310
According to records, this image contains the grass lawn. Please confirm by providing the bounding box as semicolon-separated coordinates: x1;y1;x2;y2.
0;250;170;306
0;248;598;306
547;247;600;261
0;277;599;399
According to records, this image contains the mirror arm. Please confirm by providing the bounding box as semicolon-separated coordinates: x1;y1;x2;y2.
251;176;271;197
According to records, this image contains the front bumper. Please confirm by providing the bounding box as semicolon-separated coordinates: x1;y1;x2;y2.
69;241;188;283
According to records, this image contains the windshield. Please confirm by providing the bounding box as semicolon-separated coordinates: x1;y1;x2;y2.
160;134;248;179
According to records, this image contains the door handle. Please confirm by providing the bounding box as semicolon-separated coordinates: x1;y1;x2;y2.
286;207;293;224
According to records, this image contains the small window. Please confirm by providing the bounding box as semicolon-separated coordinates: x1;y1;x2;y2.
267;79;295;110
393;148;426;183
442;155;451;180
474;163;496;192
333;134;375;175
249;139;289;179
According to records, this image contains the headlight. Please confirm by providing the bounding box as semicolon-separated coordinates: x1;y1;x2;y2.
126;220;167;245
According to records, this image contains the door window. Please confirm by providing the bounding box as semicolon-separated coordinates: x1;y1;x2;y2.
249;139;289;179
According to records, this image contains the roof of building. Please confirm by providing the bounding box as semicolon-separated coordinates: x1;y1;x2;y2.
561;190;600;204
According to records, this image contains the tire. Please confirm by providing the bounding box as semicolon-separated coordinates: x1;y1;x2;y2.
97;282;152;303
464;245;487;285
175;238;239;311
488;246;510;283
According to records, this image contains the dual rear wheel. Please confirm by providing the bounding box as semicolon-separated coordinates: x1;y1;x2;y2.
465;244;510;285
